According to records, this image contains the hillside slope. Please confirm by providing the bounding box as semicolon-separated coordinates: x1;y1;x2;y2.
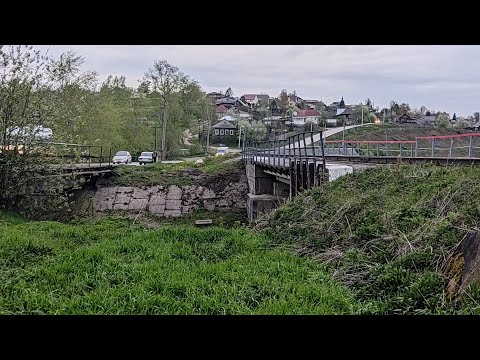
256;164;480;314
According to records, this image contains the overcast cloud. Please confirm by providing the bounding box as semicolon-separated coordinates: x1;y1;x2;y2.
34;45;480;117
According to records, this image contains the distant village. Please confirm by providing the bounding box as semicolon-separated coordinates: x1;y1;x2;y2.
203;88;478;146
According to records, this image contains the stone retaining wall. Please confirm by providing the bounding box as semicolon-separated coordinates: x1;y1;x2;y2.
92;177;248;217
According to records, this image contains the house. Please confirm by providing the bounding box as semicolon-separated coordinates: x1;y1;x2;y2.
292;109;320;126
226;108;253;121
288;94;303;107
207;91;224;100
396;113;417;125
335;107;354;125
418;114;437;127
216;104;229;118
465;121;480;131
304;100;326;110
216;96;237;108
241;94;258;107
219;115;236;122
211;119;237;138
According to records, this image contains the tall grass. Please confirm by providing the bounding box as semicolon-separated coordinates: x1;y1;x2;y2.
0;214;357;314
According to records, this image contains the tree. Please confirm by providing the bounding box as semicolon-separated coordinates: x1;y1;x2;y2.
474;112;480;122
237;119;267;142
225;87;234;98
0;45;94;218
435;113;450;128
143;60;190;161
279;89;289;111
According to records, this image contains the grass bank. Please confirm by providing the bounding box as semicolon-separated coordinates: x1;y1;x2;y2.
111;153;242;187
257;164;480;314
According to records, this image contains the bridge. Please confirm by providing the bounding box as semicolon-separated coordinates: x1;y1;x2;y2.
242;125;480;221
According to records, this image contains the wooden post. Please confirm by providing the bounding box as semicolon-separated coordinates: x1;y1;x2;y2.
415;139;418;157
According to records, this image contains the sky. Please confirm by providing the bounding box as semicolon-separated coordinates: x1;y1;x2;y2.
33;45;480;118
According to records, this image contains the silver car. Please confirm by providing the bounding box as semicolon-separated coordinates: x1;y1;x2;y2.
112;151;132;164
138;151;154;165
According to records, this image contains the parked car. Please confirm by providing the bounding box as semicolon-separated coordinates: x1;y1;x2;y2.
138;151;154;165
8;125;53;140
112;151;132;164
215;146;229;156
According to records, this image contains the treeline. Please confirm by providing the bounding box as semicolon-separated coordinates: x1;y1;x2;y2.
0;45;214;160
0;45;214;215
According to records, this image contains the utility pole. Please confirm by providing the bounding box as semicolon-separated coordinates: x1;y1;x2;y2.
238;126;242;148
361;107;364;125
161;101;168;162
205;105;211;155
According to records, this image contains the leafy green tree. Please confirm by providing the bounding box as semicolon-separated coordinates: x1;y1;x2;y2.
435;113;450;128
237;119;267;142
143;60;192;160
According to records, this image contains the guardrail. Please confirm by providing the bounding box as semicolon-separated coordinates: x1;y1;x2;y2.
324;132;480;158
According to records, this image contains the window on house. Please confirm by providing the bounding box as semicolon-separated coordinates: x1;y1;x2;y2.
230;130;234;135
220;129;224;135
215;129;219;135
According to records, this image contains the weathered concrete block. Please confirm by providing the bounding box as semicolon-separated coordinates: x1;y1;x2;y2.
128;198;148;210
202;189;215;199
114;194;131;205
95;187;117;202
167;185;183;200
166;199;182;211
113;203;130;210
149;204;165;215
149;185;165;194
132;188;149;199
116;186;134;194
149;194;166;206
164;210;182;217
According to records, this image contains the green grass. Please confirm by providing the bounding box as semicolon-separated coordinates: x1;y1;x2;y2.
258;164;480;314
112;154;242;187
328;123;469;141
0;213;357;314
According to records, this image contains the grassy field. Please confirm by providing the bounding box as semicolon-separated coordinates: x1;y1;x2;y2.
0;211;359;314
257;164;480;314
112;154;242;187
328;124;470;141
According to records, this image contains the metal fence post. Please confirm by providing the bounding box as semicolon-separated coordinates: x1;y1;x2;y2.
449;138;453;158
415;139;418;157
469;136;473;158
431;138;435;157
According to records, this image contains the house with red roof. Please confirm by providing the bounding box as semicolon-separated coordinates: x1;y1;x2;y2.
292;109;321;126
216;104;229;118
241;94;259;107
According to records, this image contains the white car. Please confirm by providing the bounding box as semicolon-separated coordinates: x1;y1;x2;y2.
8;125;53;140
215;146;229;156
138;151;154;165
112;151;132;164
